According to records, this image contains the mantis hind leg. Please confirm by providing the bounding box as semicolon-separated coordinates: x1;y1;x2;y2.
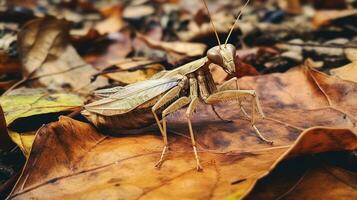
206;90;272;144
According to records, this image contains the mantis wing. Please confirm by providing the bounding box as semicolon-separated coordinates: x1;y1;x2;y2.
84;77;182;116
93;86;126;98
94;75;183;98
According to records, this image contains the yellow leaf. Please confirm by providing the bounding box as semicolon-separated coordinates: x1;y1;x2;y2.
0;88;83;126
224;189;246;200
8;131;35;158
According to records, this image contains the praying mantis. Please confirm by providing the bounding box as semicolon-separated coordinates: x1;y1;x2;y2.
81;0;272;171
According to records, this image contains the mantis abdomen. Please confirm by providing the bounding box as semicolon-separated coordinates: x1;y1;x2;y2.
82;88;185;132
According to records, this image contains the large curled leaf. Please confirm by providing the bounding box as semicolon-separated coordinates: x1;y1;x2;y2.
8;67;357;199
17;17;107;93
245;151;357;200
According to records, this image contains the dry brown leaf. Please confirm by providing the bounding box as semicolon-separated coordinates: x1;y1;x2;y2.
330;62;357;83
105;58;164;84
0;54;21;75
8;122;356;200
345;48;357;62
177;12;236;42
0;53;22;91
235;57;259;78
85;30;133;69
312;9;357;27
95;5;124;34
17;17;107;93
245;151;357;200
8;67;357;199
123;5;155;20
278;0;302;14
137;33;207;57
210;55;260;85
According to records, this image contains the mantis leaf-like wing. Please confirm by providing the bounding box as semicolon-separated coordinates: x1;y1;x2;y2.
84;77;182;116
93;86;125;98
93;73;185;98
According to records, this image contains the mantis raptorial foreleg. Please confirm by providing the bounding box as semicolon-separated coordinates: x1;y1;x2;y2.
206;90;272;144
197;70;230;122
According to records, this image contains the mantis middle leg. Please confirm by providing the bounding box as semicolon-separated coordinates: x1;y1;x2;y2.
218;77;251;119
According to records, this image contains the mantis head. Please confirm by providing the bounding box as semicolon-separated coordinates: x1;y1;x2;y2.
201;0;249;74
207;44;236;74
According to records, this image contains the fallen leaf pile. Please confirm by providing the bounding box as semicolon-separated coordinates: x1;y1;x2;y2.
6;67;357;199
0;0;356;199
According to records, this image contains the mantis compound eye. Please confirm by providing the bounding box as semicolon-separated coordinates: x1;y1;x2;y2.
207;46;223;65
225;44;236;57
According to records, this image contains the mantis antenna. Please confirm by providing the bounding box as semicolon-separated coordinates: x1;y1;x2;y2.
201;0;222;49
224;0;250;47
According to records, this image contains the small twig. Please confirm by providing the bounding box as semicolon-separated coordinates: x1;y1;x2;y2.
3;63;88;96
284;42;357;49
27;63;88;81
3;66;40;96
